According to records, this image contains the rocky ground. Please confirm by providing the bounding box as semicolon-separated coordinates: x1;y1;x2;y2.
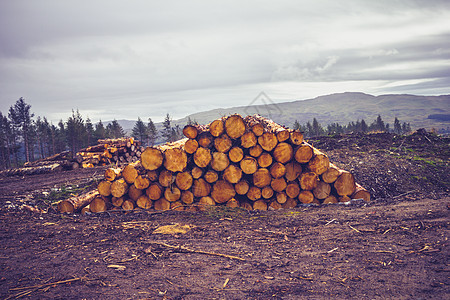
0;130;448;299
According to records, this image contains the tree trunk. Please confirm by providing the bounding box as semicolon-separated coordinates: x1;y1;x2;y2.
140;147;163;170
214;134;232;153
270;162;286;179
211;180;235;203
253;168;271;188
194;147;212;168
228;147;244;163
57;190;99;213
240;156;258;174
258;132;278;151
257;152;273;168
110;178;129;198
225;114;246;139
146;183;163;200
209;119;225;137
211;152;229;171
351;183;371;201
294;144;313;163
97;180;112;197
273;142;293;164
175;171;193;190
223;164;242;183
334;170;356;196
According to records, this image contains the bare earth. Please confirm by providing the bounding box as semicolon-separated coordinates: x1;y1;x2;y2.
0;131;448;299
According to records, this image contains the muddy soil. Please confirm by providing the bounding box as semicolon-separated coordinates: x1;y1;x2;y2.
0;131;448;299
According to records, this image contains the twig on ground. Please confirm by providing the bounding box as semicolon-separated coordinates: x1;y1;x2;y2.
150;241;246;261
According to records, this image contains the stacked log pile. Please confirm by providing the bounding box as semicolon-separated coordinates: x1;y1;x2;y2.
60;114;370;213
73;137;142;168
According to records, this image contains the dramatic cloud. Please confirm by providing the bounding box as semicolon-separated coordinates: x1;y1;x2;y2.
0;0;449;122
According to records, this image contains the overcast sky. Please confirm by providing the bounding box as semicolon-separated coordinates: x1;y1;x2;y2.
1;0;449;123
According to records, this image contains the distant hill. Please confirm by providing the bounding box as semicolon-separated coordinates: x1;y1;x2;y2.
114;92;450;141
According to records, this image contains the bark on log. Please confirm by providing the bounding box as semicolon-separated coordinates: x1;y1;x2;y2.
57;190;99;213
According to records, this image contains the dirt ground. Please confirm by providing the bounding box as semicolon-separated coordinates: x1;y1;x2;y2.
0;131;449;299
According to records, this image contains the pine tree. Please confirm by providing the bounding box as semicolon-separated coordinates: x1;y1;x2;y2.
132;117;149;145
66;110;86;154
0;112;14;169
361;119;368;133
162;113;173;142
393;117;402;134
85;117;95;146
106;120;125;138
8;97;34;162
94;120;107;141
147;118;157;146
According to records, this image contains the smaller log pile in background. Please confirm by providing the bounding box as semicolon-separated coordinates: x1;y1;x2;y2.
0;137;142;177
73;137;142;169
58;114;371;214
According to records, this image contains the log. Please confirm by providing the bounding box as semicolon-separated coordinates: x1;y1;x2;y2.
282;197;298;209
228;147;244;163
308;148;330;175
223;164;242;184
286;182;300;199
204;170;219;183
191;166;203;179
249;144;263;157
269;201;282;210
253;200;267;211
235;180;250;195
294;144;313;163
240;201;253;210
111;179;129;198
276;129;290;143
247;186;261;201
211;152;230;171
312;181;331;200
225;114;246;139
112;196;125;207
198;196;215;210
192;178;211;197
198;131;214;148
175;171;193;190
211;180;236;203
299;172;318;191
253;168;271;188
290;131;304;145
154;198;171;210
214;134;232;153
240;156;258;174
241;131;257;148
159;170;174;187
270;162;286;179
104;168;121;182
57;190;99;213
128;185;143;201
164;147;187;172
273;142;293;164
183;125;200;139
90;196;109;212
257;152;273;168
258;132;278;152
134;175;150;190
122;199;135;211
147;170;159;181
323;195;338;204
261;186;274;199
209;119;225;137
140;147;163;170
97;180;112;197
146;183;163;200
351;183;371;201
194;147;212;168
285;161;302;182
334;170;356;196
271;177;287;192
276;192;287;204
321;163;340;183
181;190;194;204
298;191;314;204
164;187;181;202
184;139;199;154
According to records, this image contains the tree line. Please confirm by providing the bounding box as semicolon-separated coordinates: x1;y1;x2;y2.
0;98;181;170
293;115;411;137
